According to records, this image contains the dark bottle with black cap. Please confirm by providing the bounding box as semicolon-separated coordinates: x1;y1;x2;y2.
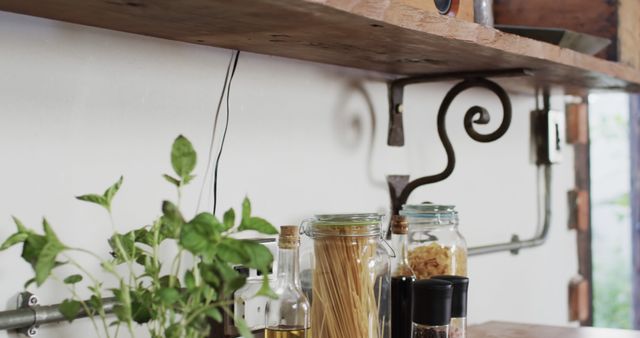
411;279;453;338
391;215;416;338
432;276;469;338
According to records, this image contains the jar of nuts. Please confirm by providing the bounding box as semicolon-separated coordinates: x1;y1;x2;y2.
400;204;467;280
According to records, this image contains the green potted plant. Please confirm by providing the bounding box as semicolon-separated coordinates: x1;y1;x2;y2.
0;135;277;338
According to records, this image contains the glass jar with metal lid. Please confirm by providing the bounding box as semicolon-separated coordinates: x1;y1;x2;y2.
400;204;467;280
300;213;391;338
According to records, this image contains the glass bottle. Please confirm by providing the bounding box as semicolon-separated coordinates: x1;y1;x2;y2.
301;213;391;338
432;276;469;338
411;279;452;338
401;204;467;280
265;226;311;338
391;215;416;338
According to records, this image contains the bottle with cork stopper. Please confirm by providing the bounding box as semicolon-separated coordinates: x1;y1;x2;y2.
265;226;311;338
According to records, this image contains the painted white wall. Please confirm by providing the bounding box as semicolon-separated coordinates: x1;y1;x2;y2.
0;11;577;338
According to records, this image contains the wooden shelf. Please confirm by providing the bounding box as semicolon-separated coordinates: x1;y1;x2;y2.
470;321;640;338
2;0;640;92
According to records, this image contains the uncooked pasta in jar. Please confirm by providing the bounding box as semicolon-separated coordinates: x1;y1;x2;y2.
408;243;467;279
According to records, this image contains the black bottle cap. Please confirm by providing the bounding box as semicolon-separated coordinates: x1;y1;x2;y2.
432;275;469;318
412;279;453;326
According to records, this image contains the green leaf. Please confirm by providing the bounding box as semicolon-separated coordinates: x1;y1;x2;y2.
76;194;109;210
35;241;64;286
241;197;251;222
157;287;180;306
179;213;223;258
238;217;278;235
190;213;225;233
163;174;181;187
59;299;82;322
0;233;28;250
184;270;196;291
233;315;254;338
86;295;102;315
201;260;247;297
108;232;136;264
42;218;63;246
21;234;46;265
205;307;222;322
63;274;83;284
179;227;209;256
165;323;183;338
256;273;277;299
113;305;129;322
159;275;181;289
160;201;184;239
200;266;221;288
236;240;273;271
171;135;197;181
131;290;152;324
133;228;155;247
12;216;27;233
103;176;123;205
217;238;249;265
222;209;235;231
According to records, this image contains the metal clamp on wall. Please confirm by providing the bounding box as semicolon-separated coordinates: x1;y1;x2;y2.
385;70;562;256
0;292;117;336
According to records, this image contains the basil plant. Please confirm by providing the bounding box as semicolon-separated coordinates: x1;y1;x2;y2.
0;135;277;338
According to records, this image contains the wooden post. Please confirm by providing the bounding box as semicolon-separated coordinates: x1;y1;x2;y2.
566;98;593;326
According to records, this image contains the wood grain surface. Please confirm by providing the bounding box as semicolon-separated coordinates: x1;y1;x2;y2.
469;322;640;338
0;0;639;91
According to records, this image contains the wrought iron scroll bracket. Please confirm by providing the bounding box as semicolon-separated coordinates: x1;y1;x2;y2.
386;69;530;216
385;69;532;239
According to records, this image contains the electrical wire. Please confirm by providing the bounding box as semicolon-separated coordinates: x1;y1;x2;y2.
212;50;240;215
197;50;240;214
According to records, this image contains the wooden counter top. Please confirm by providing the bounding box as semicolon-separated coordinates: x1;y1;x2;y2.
470;321;640;338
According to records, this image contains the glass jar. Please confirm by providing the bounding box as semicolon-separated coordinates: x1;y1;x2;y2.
400;205;467;280
301;213;391;338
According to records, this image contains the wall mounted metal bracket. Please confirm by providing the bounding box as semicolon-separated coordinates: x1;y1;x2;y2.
386;68;531;219
385;69;556;256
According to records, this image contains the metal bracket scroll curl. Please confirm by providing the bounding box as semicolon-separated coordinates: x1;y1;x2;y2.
386;70;526;226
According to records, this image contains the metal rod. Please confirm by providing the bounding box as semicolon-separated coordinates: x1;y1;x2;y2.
0;297;117;332
469;164;552;256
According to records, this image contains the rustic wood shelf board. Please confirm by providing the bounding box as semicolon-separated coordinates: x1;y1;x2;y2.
470;321;640;338
1;0;640;91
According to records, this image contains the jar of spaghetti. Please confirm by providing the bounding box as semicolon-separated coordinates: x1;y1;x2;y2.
400;204;467;280
301;213;391;338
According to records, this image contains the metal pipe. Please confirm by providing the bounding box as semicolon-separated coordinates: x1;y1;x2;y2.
0;297;117;331
0;308;36;331
469;164;552;256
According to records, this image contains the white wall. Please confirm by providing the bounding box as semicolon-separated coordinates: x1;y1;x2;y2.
0;11;577;337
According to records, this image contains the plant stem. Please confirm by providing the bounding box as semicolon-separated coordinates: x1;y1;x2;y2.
53;275;102;338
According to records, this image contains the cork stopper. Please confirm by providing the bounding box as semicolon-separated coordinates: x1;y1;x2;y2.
391;215;408;235
279;225;300;249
